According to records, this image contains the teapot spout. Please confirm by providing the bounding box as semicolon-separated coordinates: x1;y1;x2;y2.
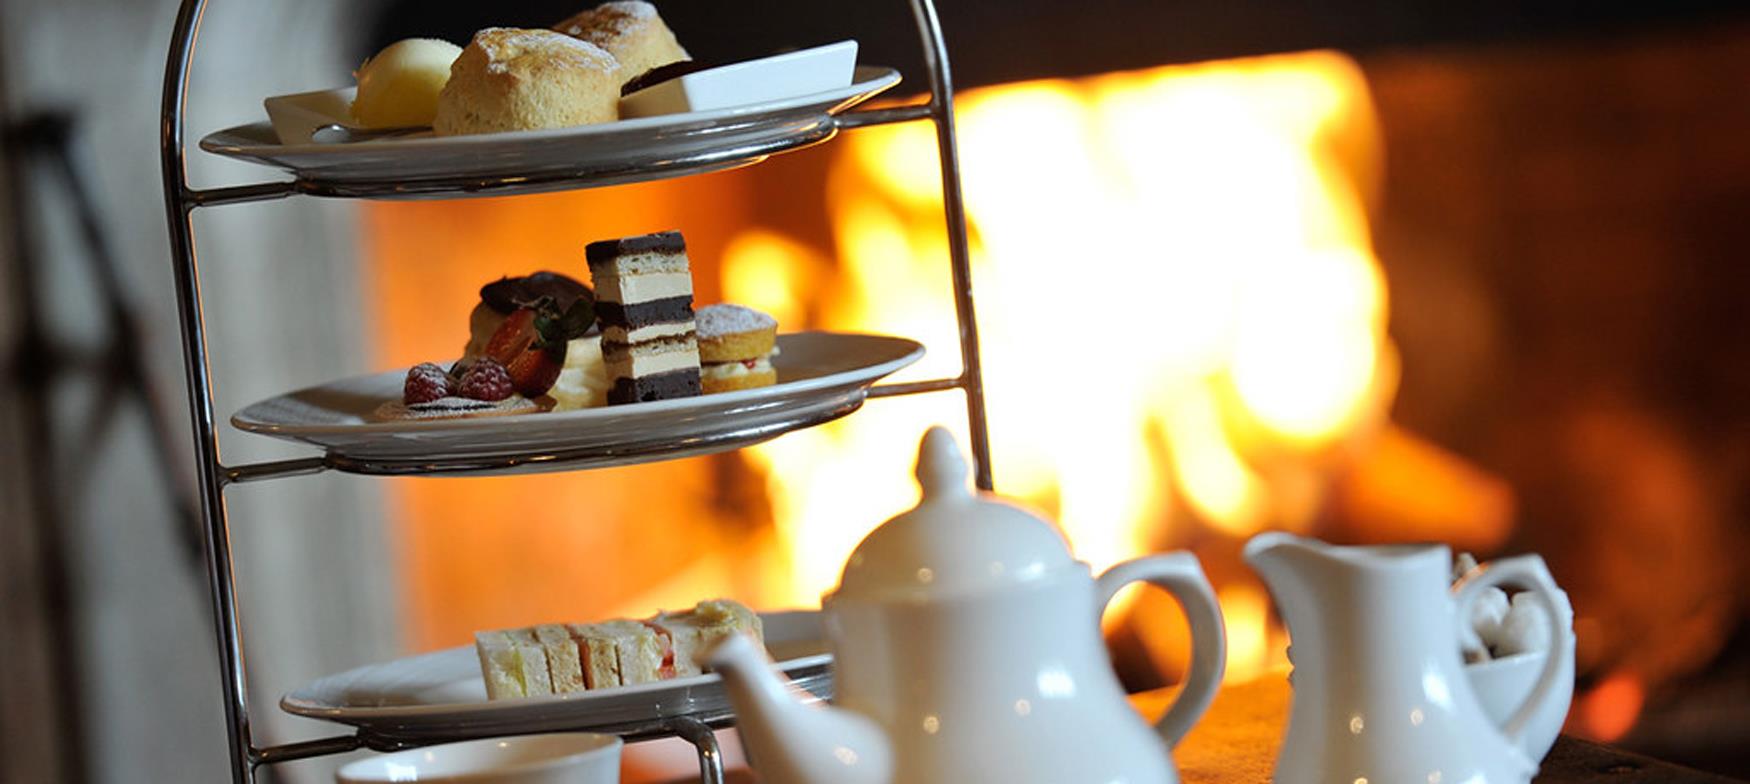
709;634;892;784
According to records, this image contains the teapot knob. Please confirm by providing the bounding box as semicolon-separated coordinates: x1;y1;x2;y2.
916;426;972;499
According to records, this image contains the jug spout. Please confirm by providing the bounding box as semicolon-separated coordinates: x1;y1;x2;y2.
708;634;892;784
1245;532;1449;591
1242;532;1339;619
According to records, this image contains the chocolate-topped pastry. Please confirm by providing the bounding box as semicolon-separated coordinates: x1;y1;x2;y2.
479;271;593;314
463;272;597;362
585;231;702;405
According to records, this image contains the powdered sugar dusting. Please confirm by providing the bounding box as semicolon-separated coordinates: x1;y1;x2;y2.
557;1;660;40
697;303;777;338
374;395;539;421
471;27;617;74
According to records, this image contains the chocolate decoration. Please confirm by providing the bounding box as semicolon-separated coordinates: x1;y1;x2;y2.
620;59;713;96
595;297;696;329
479;271;593;314
585;231;687;265
608;368;702;405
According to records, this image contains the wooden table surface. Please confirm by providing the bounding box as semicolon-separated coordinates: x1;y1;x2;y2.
695;675;1740;783
1132;676;1743;783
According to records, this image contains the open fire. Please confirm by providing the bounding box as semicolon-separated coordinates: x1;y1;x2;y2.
725;50;1397;685
361;48;1675;744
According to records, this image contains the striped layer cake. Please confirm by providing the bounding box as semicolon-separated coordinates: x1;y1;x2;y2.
584;231;702;405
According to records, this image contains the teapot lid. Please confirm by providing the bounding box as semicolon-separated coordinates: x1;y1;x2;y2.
830;427;1077;603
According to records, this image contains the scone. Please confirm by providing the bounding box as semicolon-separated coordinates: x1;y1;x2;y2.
553;1;689;85
433;27;620;136
696;303;778;394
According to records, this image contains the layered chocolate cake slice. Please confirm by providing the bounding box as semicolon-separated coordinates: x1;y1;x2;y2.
585;231;703;405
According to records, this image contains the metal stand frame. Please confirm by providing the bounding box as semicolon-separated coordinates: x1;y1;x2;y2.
157;1;990;781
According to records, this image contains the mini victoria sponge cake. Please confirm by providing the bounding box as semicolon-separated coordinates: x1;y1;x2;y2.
696;303;778;394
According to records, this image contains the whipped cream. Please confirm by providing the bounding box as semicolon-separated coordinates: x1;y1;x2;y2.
702;354;774;379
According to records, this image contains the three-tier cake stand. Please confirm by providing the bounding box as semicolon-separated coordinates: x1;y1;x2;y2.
158;1;992;782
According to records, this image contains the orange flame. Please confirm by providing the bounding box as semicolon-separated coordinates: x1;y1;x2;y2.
1578;672;1645;742
726;52;1391;681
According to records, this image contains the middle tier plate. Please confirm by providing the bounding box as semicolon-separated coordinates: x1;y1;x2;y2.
231;331;924;476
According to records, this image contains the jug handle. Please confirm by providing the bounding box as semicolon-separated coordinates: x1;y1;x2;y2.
1096;553;1227;748
1452;555;1572;748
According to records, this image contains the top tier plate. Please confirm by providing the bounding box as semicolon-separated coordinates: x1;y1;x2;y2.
198;66;900;200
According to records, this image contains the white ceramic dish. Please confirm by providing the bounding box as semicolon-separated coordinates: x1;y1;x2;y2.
286;611;829;741
231;332;923;474
203;66;899;192
336;732;622;783
263;87;356;146
621;41;859;119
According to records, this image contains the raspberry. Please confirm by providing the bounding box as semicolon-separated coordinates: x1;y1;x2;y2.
402;362;453;404
458;358;515;401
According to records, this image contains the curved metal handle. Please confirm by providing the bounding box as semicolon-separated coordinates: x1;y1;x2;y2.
1096;552;1227;748
667;716;727;784
1453;555;1572;747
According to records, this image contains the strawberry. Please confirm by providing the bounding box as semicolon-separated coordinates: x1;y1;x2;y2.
482;298;593;397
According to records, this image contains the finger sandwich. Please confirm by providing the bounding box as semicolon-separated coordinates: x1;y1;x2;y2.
475;599;763;699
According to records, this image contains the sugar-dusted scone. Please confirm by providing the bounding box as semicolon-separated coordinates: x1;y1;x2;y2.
695;304;778;394
553;1;689;85
434;27;620;136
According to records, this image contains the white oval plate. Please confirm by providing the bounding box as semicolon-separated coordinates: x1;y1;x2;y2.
283;611;829;740
199;66;899;189
231;332;923;475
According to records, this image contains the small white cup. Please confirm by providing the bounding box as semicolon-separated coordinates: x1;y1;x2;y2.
336;733;621;783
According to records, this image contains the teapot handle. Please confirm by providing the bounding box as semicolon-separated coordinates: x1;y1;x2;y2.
1452;555;1573;748
1096;553;1227;748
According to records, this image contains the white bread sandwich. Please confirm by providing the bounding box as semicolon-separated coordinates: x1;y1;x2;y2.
474;629;555;700
475;599;763;699
650;599;765;677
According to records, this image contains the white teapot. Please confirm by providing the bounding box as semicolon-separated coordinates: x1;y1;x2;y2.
710;427;1227;784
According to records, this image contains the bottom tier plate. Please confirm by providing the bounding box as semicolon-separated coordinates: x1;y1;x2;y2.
282;611;830;742
231;331;924;476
